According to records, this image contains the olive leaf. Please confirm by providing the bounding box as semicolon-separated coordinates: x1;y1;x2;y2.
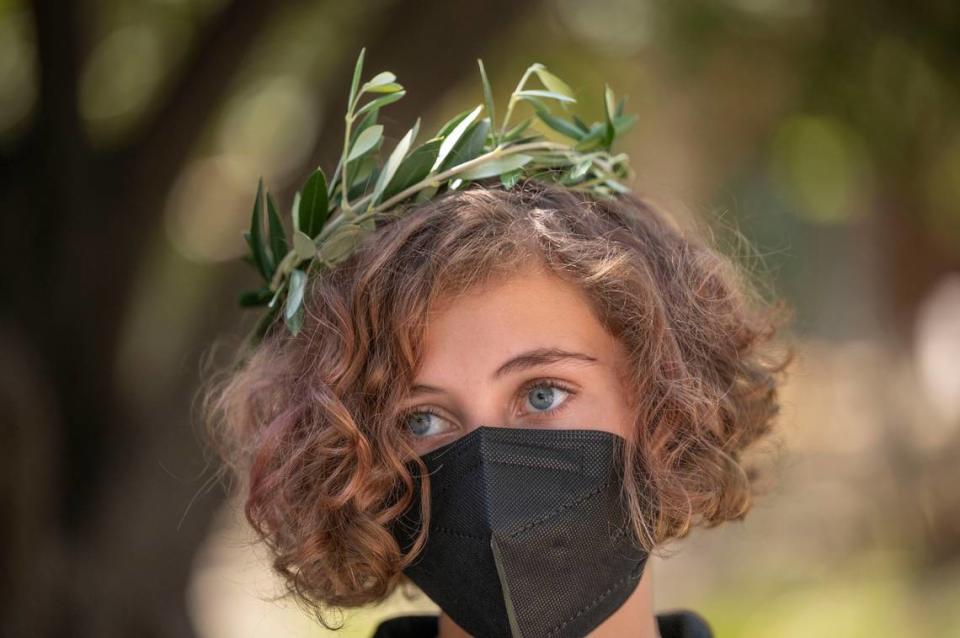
320;223;365;264
478;59;496;133
244;178;272;281
372;119;420;205
534;67;574;100
298;169;329;238
284;268;307;336
438;118;490;172
355;91;405;118
436;108;475;138
293;230;316;260
266;192;288;264
348;47;366;108
516;89;576;104
459;154;532;180
362;71;396;92
500;169;523;189
380;138;442;202
534;109;584;140
432;104;483;171
347;124;384;162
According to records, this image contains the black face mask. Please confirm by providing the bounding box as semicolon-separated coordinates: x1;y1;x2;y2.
390;426;650;638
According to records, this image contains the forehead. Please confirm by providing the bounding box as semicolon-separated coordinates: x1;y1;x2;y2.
418;263;620;376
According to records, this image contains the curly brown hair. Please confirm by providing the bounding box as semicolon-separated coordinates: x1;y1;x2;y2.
199;179;794;628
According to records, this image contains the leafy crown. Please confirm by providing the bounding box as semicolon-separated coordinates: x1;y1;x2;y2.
238;48;638;345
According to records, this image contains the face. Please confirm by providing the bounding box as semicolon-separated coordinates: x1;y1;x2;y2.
398;261;636;455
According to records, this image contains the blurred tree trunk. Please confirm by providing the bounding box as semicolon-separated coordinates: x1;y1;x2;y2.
0;1;538;637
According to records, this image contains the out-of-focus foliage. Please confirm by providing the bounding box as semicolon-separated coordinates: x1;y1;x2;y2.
2;1;958;637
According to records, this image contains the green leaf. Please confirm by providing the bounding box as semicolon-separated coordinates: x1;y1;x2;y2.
478;59;496;132
238;287;273;307
372;119;420;205
293;230;316;260
291;191;301;230
348;48;366;110
534;67;574;100
613;113;638;137
347;124;383;162
534;109;584;140
604;85;617;121
348;155;379;192
500;169;523;189
575;122;608;151
604;178;630;194
459;153;532;180
504;134;541;146
502;118;532;142
361;71;396;92
286;303;304;336
350;107;379;145
266;192;287;264
247;178;272;280
436;108;474;139
365;82;403;94
285;268;307;321
516;89;576;104
380;138;442;202
321;223;365;264
355;91;405;118
569;157;593;180
603;84;617;148
571;115;591;134
438;118;490;172
432;104;482;171
283;270;306;336
298;169;329;238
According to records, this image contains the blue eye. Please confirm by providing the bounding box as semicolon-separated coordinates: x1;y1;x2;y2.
404;409;449;438
523;382;571;414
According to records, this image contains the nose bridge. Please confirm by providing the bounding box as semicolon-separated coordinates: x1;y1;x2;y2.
451;375;512;433
464;411;508;433
462;402;511;434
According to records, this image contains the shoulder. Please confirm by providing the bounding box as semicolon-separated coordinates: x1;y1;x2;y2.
369;609;714;638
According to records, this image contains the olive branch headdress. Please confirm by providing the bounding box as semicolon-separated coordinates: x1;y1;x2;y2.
238;48;638;345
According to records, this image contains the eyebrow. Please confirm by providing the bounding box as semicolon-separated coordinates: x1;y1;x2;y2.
409;347;598;396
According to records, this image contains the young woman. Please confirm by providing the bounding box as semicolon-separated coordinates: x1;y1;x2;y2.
203;179;793;637
201;49;795;637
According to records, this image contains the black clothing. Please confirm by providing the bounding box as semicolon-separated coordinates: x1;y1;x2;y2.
370;610;714;638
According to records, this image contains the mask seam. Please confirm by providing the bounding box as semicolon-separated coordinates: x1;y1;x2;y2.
488;454;583;475
507;479;610;538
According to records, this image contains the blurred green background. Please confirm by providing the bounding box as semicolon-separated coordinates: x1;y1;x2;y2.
2;1;959;637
